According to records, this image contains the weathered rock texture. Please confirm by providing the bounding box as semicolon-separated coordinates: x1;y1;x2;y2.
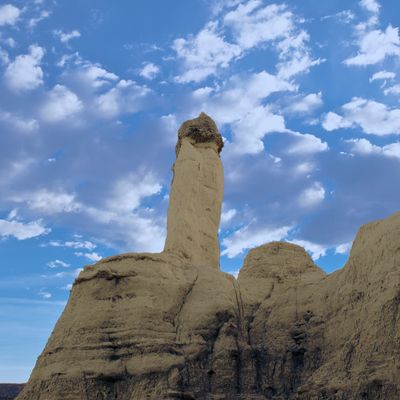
164;112;224;270
18;114;400;399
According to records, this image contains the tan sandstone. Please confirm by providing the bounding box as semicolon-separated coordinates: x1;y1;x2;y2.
18;114;400;400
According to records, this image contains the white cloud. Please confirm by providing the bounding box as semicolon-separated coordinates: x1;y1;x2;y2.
230;106;286;154
335;241;353;254
276;30;323;79
54;29;81;44
0;48;9;65
211;0;242;16
321;10;355;24
384;84;400;96
223;1;292;49
288;92;323;114
4;45;45;91
139;62;160;80
344;25;400;66
323;98;400;135
40;85;83;123
221;224;292;258
221;208;237;225
0;4;20;26
289;239;327;260
28;10;51;28
0;36;16;48
47;259;70;269
227;268;240;279
94;79;151;118
0;109;39;132
298;182;325;207
294;161;314;175
47;240;97;250
38;291;52;299
347;138;400;160
173;21;241;83
359;0;380;14
13;189;80;214
0;216;49;240
75;63;119;89
322;112;352;131
75;251;102;262
286;131;328;155
106;172;162;212
369;70;396;82
193;71;294;154
173;1;320;82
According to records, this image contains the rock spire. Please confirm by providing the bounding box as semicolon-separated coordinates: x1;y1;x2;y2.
164;112;224;270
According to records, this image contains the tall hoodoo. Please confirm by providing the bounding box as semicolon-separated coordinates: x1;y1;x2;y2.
164;112;224;270
17;112;400;399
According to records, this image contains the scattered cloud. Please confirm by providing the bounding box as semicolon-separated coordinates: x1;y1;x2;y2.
106;172;162;212
335;241;353;254
384;84;400;96
221;208;237;225
47;240;96;250
347;138;400;160
40;85;83;123
0;4;20;26
0;109;39;132
74;63;119;89
369;70;396;82
173;21;241;83
47;259;70;269
344;25;400;66
53;30;81;44
28;10;51;28
286;131;328;155
221;224;292;258
323;98;400;135
13;189;80;214
289;239;327;260
94;80;151;118
287;92;323;114
0;216;49;240
298;182;325;207
75;251;102;262
359;0;380;14
321;10;355;24
139;62;160;80
174;1;320;82
223;2;292;49
38;291;51;299
4;45;45;92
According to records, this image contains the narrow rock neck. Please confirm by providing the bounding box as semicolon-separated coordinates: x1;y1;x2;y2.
164;131;224;269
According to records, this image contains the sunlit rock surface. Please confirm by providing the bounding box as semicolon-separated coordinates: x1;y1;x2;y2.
18;114;400;400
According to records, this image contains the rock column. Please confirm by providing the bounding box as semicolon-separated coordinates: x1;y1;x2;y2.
164;112;224;270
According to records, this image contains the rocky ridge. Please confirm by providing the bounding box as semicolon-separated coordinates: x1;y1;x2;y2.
18;113;400;399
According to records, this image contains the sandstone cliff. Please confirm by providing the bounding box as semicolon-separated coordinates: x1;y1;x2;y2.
18;114;400;399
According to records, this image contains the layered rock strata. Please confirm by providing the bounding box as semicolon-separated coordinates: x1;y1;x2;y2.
18;114;400;400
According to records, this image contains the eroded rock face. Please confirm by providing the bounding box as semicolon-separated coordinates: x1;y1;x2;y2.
164;112;224;270
18;114;400;400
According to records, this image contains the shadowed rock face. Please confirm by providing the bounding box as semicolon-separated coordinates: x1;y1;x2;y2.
18;114;400;400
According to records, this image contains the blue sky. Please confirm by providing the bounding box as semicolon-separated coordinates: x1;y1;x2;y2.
0;0;400;383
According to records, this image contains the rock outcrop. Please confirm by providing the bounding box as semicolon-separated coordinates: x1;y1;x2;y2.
18;114;400;399
164;112;224;270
